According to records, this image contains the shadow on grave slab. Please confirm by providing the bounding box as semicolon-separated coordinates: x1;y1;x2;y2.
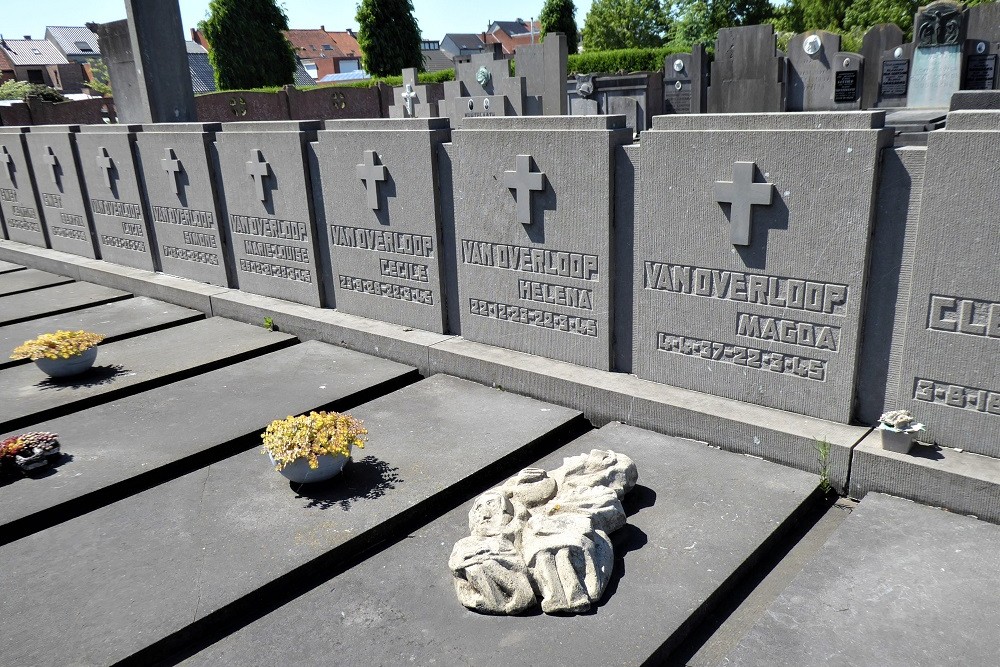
291;455;403;511
0;453;75;488
33;365;131;390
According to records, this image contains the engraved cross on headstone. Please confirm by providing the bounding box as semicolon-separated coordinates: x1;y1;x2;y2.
356;150;387;210
161;147;182;195
0;146;12;182
503;154;546;226
401;84;417;117
43;146;59;185
96;147;114;189
713;161;774;246
245;149;270;202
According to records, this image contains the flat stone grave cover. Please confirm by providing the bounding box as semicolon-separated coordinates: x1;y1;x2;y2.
0;374;582;666
0;281;129;326
0;340;416;539
0;316;295;433
725;493;998;666
0;268;72;297
317;118;451;333
76;125;157;271
0;259;24;273
215;121;323;306
135;123;230;287
895;117;1000;455
24;125;100;258
634;112;890;423
0;127;48;249
0;296;200;370
453;116;633;370
186;422;820;666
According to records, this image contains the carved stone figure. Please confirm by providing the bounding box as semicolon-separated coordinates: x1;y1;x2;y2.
448;449;638;615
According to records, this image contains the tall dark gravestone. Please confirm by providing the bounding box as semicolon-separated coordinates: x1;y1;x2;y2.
787;31;864;111
895;111;1000;456
663;46;708;114
963;3;1000;90
315;118;452;333
862;24;905;109
0;128;48;250
908;1;967;108
515;32;569;116
451;116;633;370
633;113;892;423
24;125;100;258
214;121;323;307
708;25;786;113
135;123;231;287
76;125;157;271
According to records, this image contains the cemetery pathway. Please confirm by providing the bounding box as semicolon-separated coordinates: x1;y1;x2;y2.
0;263;993;666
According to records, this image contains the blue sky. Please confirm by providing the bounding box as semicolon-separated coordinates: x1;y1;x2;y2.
5;1;595;42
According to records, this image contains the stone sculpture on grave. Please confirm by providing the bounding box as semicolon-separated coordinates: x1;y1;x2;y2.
908;0;967;107
388;68;443;118
0;128;48;251
440;46;527;127
449;449;638;615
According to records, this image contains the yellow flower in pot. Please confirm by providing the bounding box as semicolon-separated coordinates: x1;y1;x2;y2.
261;411;367;484
10;330;105;378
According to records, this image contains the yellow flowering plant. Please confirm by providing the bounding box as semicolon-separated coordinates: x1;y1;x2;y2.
261;411;367;471
10;330;104;361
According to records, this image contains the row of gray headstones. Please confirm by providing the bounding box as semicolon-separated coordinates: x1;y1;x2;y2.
660;1;1000;114
0;110;996;461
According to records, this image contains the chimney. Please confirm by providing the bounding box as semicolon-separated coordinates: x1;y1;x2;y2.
347;28;354;37
23;35;31;40
320;25;325;31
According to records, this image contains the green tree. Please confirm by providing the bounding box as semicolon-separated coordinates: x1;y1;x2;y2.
198;0;296;91
0;80;67;102
843;0;997;41
669;0;776;50
582;0;671;50
541;0;580;53
86;58;112;97
356;0;424;77
775;0;851;32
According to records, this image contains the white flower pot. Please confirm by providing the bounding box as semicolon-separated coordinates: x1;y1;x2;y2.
34;346;98;378
880;428;914;454
268;450;350;484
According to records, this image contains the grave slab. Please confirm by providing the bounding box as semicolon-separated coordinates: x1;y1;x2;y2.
215;121;323;307
724;492;999;666
0;259;24;274
76;125;157;271
135;123;230;287
0;340;417;541
0;374;583;666
0;127;49;250
24;125;100;258
0;316;296;433
0;281;130;326
184;422;820;666
894;117;1000;456
634;112;891;423
452;115;633;370
1;296;201;370
0;267;72;296
316;118;451;333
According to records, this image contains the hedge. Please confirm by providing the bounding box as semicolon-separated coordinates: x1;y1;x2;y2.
566;45;688;75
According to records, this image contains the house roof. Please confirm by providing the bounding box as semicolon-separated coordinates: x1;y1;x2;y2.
186;42;215;93
444;33;486;51
489;20;539;37
44;26;100;57
293;59;316;86
318;69;370;83
284;29;345;59
422;48;453;73
1;38;70;66
328;31;361;59
0;47;12;71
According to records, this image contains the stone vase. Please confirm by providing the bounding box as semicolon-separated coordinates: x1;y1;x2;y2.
34;346;99;378
880;428;914;454
268;449;350;484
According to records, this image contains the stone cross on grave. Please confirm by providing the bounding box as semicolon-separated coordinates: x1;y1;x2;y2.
161;147;182;196
356;150;387;210
504;154;546;225
0;146;12;182
713;161;774;246
245;149;270;202
401;84;417;117
96;147;115;189
43;146;59;185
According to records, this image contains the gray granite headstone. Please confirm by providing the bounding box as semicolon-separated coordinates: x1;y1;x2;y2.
515;32;568;116
23;125;99;258
214;121;323;307
787;31;864;111
895;111;1000;456
440;46;527;127
452;116;633;371
634;112;892;423
315;118;451;333
75;125;157;271
663;52;698;114
877;44;914;107
708;24;786;113
0;127;48;250
908;1;967;108
388;67;442;119
963;4;1000;90
861;24;905;109
134;122;230;287
565;72;663;132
